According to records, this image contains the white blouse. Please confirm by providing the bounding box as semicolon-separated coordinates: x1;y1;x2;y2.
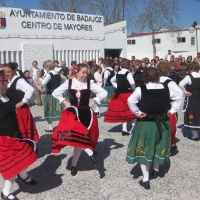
110;68;135;90
94;71;102;86
102;66;113;86
160;76;183;113
7;75;34;104
54;66;62;73
0;94;9;102
52;78;108;105
42;70;67;91
179;72;200;94
128;82;179;117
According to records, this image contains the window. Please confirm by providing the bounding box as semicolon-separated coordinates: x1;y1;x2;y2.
127;40;136;45
177;37;186;43
191;37;195;45
154;38;161;44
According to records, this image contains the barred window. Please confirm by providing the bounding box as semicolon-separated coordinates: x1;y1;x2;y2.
191;37;195;45
154;38;161;44
177;37;186;43
127;40;136;45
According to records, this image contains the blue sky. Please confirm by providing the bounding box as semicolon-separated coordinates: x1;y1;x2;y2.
2;0;200;31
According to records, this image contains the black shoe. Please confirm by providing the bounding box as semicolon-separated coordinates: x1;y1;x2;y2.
71;167;77;176
95;112;100;118
17;174;37;186
188;136;198;141
122;131;130;136
90;155;97;167
45;129;53;132
171;144;177;149
151;170;159;179
1;192;17;200
139;180;150;189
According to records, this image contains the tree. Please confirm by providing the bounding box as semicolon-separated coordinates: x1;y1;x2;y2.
0;0;13;7
39;0;137;29
136;0;181;58
39;0;86;13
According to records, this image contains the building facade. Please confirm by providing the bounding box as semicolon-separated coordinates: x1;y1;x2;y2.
127;28;200;60
0;7;127;70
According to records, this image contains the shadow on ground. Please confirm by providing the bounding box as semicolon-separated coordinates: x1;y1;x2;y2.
66;139;124;179
130;159;171;180
14;154;66;195
37;134;52;158
34;116;44;122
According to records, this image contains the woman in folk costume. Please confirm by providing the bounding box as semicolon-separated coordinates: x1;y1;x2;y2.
42;60;67;132
0;70;37;200
179;62;200;141
157;62;183;149
104;59;137;136
126;68;179;189
4;62;39;142
52;63;107;176
100;58;115;107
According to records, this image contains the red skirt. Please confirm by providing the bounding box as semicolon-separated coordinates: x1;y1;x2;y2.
0;136;37;180
16;106;39;142
52;108;99;153
104;93;137;123
169;113;176;145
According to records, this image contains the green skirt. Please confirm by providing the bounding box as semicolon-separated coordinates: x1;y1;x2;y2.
99;86;115;107
44;94;65;121
126;121;171;166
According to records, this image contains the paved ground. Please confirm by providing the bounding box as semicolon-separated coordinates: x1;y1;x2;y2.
0;105;200;200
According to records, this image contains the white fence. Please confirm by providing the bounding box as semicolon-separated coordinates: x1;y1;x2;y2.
0;48;101;71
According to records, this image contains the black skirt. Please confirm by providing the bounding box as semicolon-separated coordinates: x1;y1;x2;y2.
183;96;200;129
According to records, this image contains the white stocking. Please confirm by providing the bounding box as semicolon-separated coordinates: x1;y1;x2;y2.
129;119;137;133
3;176;15;199
84;148;93;156
18;167;32;182
71;147;82;167
140;163;149;182
47;121;53;130
94;105;100;113
153;161;159;172
122;122;128;132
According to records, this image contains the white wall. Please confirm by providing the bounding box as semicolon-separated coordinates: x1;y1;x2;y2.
0;7;127;71
104;21;127;58
127;29;200;60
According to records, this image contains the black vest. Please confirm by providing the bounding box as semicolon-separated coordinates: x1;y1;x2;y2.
116;71;132;93
68;79;91;128
186;74;200;98
163;79;172;110
68;79;91;108
6;77;25;104
102;68;115;86
0;99;20;137
138;84;170;121
46;73;61;94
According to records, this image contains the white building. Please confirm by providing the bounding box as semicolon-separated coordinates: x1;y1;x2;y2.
127;28;200;60
0;7;127;70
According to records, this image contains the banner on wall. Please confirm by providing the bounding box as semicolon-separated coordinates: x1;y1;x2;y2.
0;7;104;37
